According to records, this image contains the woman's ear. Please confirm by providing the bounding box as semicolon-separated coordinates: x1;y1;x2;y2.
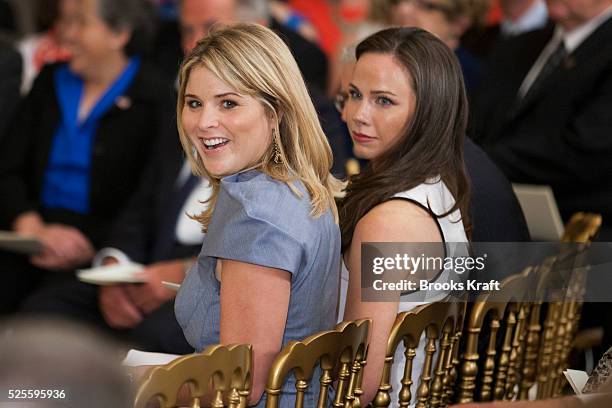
267;107;283;134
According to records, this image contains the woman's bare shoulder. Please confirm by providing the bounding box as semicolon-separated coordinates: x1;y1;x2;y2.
353;199;441;243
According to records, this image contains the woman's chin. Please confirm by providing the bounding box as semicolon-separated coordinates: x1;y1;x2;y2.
352;146;375;161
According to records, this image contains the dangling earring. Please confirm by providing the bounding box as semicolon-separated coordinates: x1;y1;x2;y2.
192;146;198;160
272;129;282;164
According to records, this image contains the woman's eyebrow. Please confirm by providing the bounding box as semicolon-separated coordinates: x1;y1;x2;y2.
371;90;397;96
214;92;243;98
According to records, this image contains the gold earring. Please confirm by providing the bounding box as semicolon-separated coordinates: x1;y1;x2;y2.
273;129;282;164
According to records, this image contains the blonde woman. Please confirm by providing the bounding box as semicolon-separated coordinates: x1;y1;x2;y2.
173;23;342;407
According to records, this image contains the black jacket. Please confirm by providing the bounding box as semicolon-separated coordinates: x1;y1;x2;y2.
0;62;176;246
471;17;612;236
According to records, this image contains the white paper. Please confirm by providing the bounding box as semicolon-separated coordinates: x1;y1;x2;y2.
77;263;147;285
512;183;564;241
122;349;184;367
564;369;589;395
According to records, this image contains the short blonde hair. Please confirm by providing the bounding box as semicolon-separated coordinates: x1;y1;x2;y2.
177;22;342;229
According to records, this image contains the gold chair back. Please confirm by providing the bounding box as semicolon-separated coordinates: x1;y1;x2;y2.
265;319;371;408
372;301;466;408
561;212;602;243
535;212;602;398
458;266;536;403
134;344;252;408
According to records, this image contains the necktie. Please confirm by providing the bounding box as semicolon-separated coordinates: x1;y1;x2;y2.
522;41;568;103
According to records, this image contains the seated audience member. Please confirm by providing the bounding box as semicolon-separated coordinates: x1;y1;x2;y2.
173;23;341;406
471;0;612;240
0;318;133;407
462;0;549;59
0;39;22;141
21;131;205;354
0;0;170;314
386;0;489;96
335;35;530;243
338;27;471;405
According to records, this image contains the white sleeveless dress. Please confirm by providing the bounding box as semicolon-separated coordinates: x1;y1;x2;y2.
337;177;468;406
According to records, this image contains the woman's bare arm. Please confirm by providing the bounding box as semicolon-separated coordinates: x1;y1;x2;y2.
219;259;291;405
343;199;442;404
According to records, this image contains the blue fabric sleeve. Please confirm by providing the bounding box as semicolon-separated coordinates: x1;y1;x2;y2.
200;185;305;275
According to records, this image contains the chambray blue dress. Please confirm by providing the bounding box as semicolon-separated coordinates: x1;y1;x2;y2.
175;169;341;407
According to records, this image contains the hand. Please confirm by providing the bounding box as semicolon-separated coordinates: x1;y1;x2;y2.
30;224;95;270
13;212;95;270
125;259;186;314
99;285;143;329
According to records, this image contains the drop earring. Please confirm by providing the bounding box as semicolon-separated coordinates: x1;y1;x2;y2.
272;129;282;164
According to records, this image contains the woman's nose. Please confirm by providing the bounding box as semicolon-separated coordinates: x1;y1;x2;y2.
351;100;370;126
197;105;219;130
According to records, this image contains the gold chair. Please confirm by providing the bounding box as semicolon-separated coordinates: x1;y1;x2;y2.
133;344;252;408
535;212;602;398
264;319;371;408
457;266;537;403
372;301;467;408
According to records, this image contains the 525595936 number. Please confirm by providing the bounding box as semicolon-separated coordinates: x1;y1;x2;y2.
7;389;66;400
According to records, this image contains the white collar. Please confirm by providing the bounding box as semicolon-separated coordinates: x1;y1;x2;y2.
500;0;548;36
558;5;612;53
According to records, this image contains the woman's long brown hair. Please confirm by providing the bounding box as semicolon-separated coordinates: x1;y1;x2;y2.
338;27;471;253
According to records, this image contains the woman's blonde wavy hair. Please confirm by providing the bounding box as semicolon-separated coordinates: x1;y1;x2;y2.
177;22;342;230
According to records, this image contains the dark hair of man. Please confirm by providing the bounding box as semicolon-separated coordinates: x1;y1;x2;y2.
338;27;471;253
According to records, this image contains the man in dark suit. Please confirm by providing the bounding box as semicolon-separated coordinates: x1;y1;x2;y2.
472;0;612;239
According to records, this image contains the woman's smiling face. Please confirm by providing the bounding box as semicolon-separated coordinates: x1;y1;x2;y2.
345;52;416;161
181;65;274;178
